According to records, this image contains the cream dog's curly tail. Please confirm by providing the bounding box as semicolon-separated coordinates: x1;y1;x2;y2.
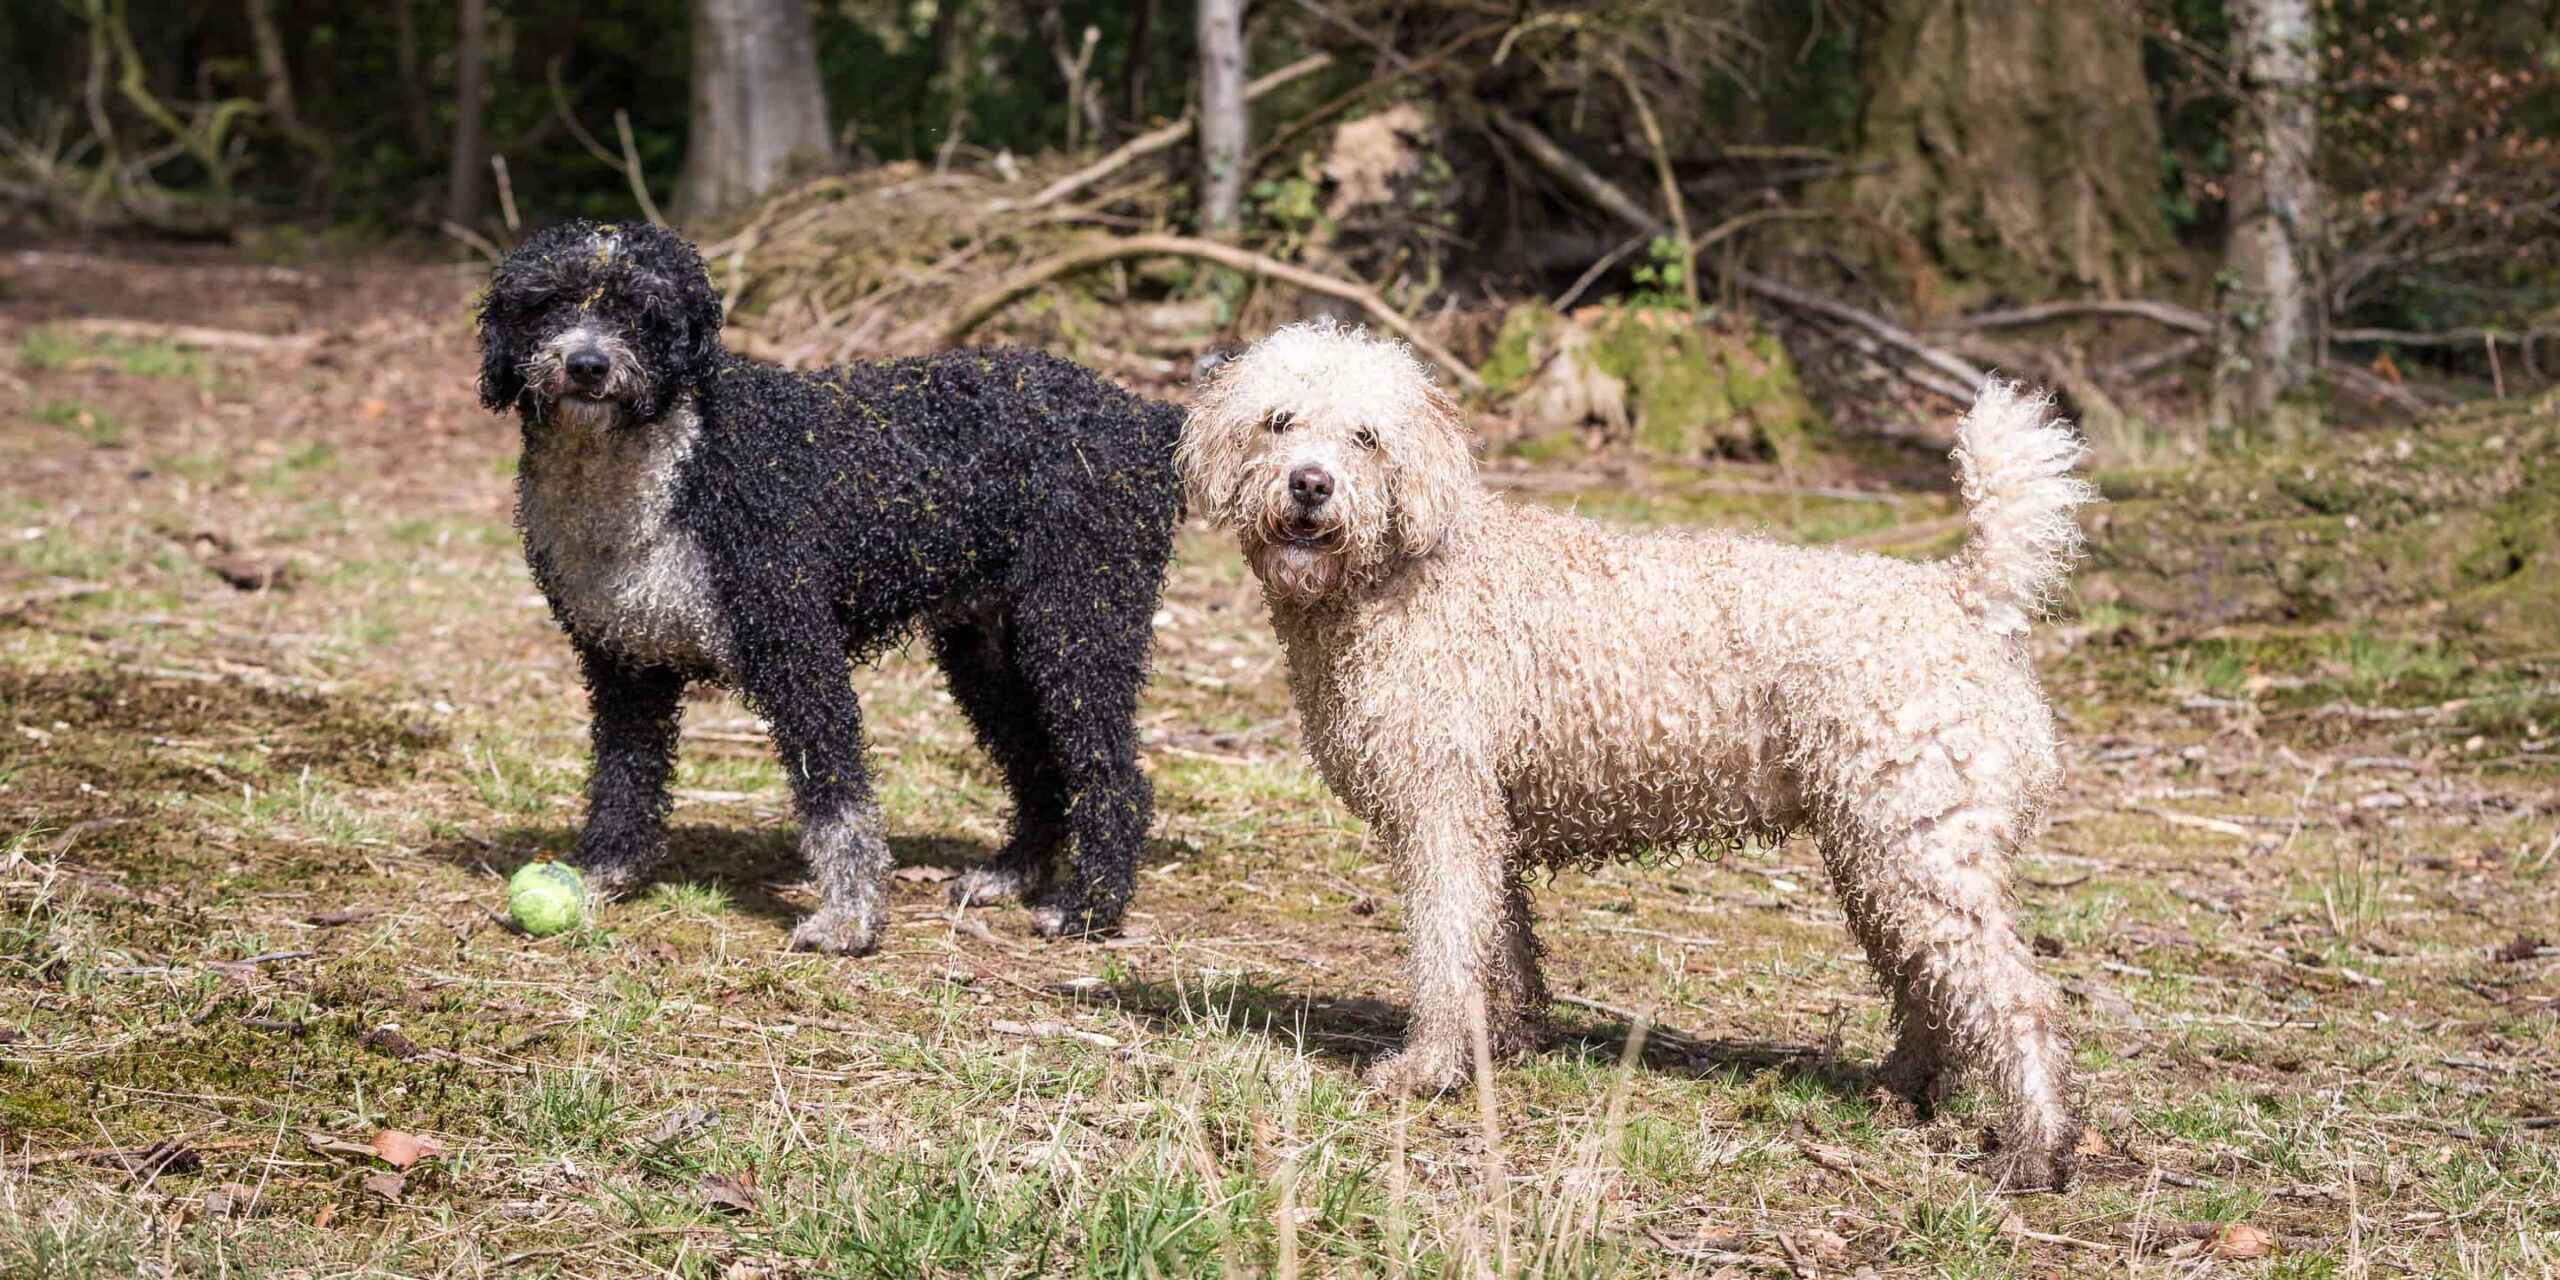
1949;381;2098;636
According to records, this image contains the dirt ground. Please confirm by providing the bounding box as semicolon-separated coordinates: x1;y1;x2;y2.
1;241;2554;1278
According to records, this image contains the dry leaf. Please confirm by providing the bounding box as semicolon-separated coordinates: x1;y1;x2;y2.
358;1027;421;1059
362;1171;405;1203
2205;1223;2276;1259
208;549;293;591
368;1129;443;1170
2075;1125;2109;1156
313;1202;335;1228
307;906;377;927
2495;934;2549;963
634;1105;715;1153
359;397;389;420
892;865;957;883
699;1170;759;1216
204;1182;261;1217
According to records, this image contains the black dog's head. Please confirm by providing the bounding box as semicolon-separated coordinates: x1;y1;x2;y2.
476;220;724;431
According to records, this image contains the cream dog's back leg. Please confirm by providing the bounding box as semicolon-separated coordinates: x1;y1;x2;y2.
1487;868;1550;1058
1826;842;1950;1109
1823;794;2081;1190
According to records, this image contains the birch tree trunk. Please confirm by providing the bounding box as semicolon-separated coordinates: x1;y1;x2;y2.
672;0;833;227
2226;0;2321;424
1195;0;1247;232
443;0;487;229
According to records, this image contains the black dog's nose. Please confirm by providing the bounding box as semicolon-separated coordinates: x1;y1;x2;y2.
1289;464;1333;506
565;348;611;389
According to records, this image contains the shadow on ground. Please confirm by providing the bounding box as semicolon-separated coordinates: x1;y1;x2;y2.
1097;971;1873;1100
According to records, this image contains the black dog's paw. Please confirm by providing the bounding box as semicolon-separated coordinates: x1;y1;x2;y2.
948;864;1044;908
1024;893;1121;941
571;853;651;904
786;905;884;956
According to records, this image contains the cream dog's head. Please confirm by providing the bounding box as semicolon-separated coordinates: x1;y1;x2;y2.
1178;320;1476;603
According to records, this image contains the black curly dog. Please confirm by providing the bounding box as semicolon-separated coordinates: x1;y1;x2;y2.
476;220;1181;952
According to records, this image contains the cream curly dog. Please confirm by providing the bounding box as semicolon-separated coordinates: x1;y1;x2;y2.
1179;320;2097;1190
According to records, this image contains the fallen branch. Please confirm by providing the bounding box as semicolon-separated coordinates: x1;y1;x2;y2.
2330;324;2560;348
1486;106;1664;238
1818;324;1977;407
56;318;315;353
2325;359;2448;417
996;53;1332;213
935;233;1485;392
1947;299;2212;336
1746;274;1988;391
2105;335;2210;382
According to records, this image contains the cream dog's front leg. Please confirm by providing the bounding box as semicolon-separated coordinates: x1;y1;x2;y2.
1364;794;1515;1096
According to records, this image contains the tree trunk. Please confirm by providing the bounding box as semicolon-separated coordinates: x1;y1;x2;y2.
1852;0;2167;303
1195;0;1246;232
243;0;297;135
2226;0;2320;424
1118;0;1155;137
393;0;432;154
443;0;487;229
673;0;834;226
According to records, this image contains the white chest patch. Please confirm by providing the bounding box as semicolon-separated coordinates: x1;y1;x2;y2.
517;400;733;674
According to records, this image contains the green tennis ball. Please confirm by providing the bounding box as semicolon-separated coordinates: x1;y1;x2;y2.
507;860;588;937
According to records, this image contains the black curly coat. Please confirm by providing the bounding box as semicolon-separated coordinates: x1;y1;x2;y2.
477;219;1181;952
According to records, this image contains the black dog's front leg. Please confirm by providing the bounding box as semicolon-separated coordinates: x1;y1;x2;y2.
735;619;891;956
570;646;687;899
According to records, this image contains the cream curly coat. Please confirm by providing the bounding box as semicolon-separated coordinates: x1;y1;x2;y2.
1179;320;2098;1190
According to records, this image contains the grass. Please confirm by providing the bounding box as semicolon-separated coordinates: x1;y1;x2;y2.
31;400;128;448
2;270;2557;1276
17;327;209;387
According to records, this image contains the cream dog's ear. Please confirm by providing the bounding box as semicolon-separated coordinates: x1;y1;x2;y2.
1386;379;1476;556
1175;370;1257;528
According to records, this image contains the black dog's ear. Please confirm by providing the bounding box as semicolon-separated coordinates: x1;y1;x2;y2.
675;256;726;378
475;289;525;413
681;299;724;377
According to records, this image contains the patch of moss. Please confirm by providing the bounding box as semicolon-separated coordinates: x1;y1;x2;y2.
2084;394;2560;656
1477;303;1824;466
1476;304;1551;396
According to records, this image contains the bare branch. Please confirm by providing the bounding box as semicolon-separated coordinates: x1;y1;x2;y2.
1945;299;2213;337
994;53;1333;214
936;233;1484;392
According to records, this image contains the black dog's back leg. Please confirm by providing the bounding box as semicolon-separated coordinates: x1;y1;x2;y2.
569;646;688;899
930;610;1071;908
731;606;892;956
1008;583;1156;939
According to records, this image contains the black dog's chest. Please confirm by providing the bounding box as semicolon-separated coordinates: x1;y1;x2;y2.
517;407;733;673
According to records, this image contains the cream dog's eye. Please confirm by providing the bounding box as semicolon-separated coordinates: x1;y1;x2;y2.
1265;411;1295;433
1353;426;1379;450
